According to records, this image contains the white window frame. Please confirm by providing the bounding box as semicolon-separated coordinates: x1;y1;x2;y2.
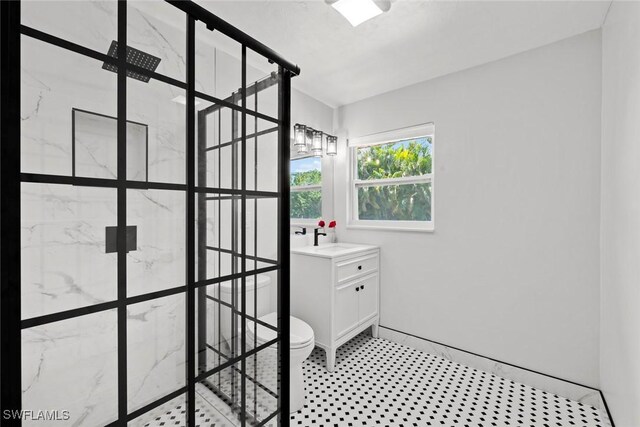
347;123;435;232
290;154;323;226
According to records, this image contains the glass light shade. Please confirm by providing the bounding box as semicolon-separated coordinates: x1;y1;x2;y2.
312;130;323;156
305;128;314;150
299;128;313;154
326;136;338;156
297;143;309;154
293;123;306;147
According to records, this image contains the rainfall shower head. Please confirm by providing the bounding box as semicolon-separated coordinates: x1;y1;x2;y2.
102;40;161;83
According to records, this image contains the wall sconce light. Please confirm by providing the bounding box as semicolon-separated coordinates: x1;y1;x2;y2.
295;126;312;154
326;135;338;156
312;130;323;157
294;123;306;148
293;123;338;157
297;136;309;155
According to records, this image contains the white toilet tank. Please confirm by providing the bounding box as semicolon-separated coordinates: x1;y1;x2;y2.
216;274;272;347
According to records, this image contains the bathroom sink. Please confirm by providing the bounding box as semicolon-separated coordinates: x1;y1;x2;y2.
291;243;378;258
313;245;349;253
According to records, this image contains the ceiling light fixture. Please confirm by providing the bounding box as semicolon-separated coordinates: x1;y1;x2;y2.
328;0;391;27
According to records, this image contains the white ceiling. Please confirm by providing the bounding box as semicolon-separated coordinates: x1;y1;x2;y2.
198;0;611;107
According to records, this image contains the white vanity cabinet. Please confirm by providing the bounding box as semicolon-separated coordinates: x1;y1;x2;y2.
290;243;380;372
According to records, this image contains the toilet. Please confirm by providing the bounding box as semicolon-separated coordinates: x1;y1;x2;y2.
217;275;315;413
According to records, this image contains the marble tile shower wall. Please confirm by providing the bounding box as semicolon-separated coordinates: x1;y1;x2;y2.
18;1;258;425
22;310;119;426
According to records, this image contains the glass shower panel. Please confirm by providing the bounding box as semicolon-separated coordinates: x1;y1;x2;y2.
21;183;118;319
192;12;285;422
128;393;187;427
127;1;187;84
197;100;244;190
199;279;244;377
245;118;279;193
21;0;117;54
245;343;280;426
194;385;239;427
195;21;242;100
127;293;186;413
127;189;185;297
202;194;243;280
244;270;280;359
73;109;147;180
245;196;279;269
22;310;119;427
196;365;245;427
127;79;186;184
10;2;291;425
196;347;279;426
20;36;118;176
203;281;236;367
245;48;279;119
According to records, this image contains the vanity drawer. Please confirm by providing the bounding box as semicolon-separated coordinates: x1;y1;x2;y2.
336;252;378;283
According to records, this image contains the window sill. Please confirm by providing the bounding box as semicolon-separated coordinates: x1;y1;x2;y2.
291;220;320;227
346;222;435;233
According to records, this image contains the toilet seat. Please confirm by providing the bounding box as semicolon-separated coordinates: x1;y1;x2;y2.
247;312;314;349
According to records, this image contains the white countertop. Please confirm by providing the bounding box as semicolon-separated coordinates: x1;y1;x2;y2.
290;242;379;259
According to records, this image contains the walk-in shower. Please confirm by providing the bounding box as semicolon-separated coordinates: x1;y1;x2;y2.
0;1;297;425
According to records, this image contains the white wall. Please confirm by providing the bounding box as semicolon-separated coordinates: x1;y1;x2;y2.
333;31;603;386
600;2;640;425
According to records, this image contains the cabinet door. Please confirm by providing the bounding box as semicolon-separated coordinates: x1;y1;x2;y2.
335;281;360;339
358;274;378;324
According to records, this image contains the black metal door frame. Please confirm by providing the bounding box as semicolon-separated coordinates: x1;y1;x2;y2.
196;70;283;424
0;1;296;425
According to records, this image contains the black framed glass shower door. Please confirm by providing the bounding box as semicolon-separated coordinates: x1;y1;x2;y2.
0;1;296;425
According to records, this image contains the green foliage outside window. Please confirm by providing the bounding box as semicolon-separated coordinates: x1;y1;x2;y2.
356;138;432;221
357;138;432;179
291;169;321;187
291;165;322;219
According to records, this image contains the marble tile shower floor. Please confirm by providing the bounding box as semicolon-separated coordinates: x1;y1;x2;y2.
290;332;608;427
133;381;277;427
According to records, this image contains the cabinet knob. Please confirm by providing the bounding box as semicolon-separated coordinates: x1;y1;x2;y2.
355;286;360;292
357;265;362;270
361;285;365;290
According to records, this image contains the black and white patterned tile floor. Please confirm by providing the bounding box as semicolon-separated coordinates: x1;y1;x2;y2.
290;332;607;427
134;332;607;427
132;371;278;427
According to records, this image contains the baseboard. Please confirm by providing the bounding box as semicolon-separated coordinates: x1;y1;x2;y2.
378;325;615;427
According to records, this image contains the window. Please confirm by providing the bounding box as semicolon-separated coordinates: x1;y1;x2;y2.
291;156;322;220
349;123;434;231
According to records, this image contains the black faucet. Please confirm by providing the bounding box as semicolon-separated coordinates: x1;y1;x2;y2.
314;227;327;246
294;227;307;235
